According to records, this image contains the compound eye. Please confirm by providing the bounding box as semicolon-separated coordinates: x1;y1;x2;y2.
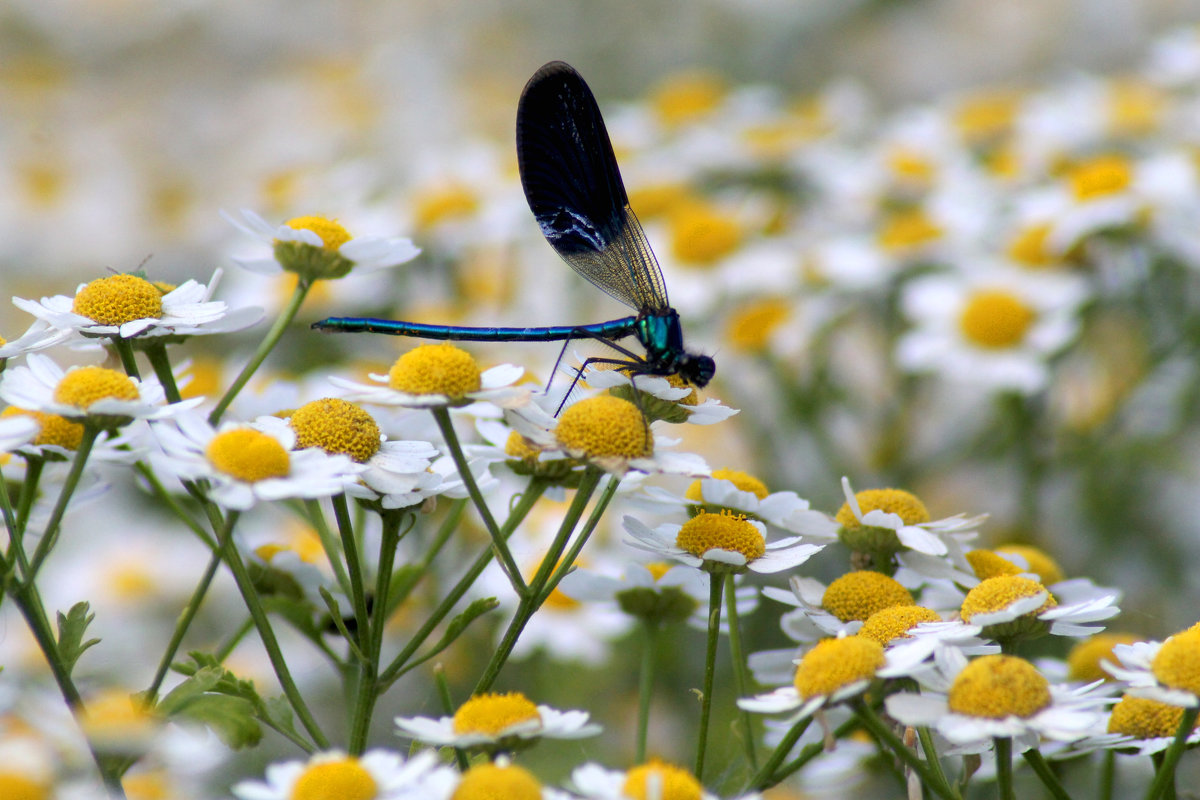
683;355;715;387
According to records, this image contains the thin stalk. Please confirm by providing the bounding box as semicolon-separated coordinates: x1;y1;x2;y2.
1022;748;1072;800
134;462;214;548
724;572;758;771
1144;706;1199;800
1100;749;1115;800
26;425;100;580
694;572;723;781
995;737;1014;800
111;337;141;379
144;548;223;702
635;620;659;763
435;665;470;772
760;716;854;788
852;702;960;800
215;617;255;662
431;407;525;595
142;341;182;403
917;725;952;796
331;495;371;652
747;710;813;790
215;509;329;749
209;279;310;425
13;455;44;538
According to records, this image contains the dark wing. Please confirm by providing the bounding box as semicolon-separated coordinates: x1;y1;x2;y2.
516;61;669;312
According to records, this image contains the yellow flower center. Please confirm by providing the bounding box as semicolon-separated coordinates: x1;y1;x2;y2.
965;549;1024;581
674;512;765;562
555;395;651;459
387;343;482;399
285;216;352;250
669;202;742;266
1007;222;1056;267
953;90;1020;143
960;575;1056;622
80;689;159;747
628;183;691;220
179;357;223;401
649;72;725;125
947;655;1051;719
71;274;164;326
205;429;291;483
1067;154;1133;201
1108;80;1164;136
413;184;480;229
645;562;673;581
876;209;942;252
450;763;541;800
958;289;1036;349
887;148;936;184
0;773;48;800
995;544;1064;585
291;756;377;800
821;571;914;622
1;406;84;449
1108;694;1192;738
451;692;541;736
289;398;381;462
724;297;791;354
685;468;769;502
504;429;541;462
123;770;171;800
52;367;140;410
794;636;885;699
835;488;930;530
857;605;941;645
621;760;702;800
1151;630;1200;695
1067;632;1142;683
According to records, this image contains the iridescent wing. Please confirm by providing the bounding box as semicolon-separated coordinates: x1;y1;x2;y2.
516;61;669;312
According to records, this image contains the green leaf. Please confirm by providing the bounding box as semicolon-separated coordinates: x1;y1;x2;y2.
56;602;99;675
170;692;262;749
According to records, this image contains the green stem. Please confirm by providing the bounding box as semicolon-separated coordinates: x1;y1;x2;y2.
386;498;465;616
694;572;723;781
26;425;100;580
209;279;310;425
636;620;659;763
1022;748;1072;800
1144;706;1199;800
747;713;813;790
215;509;329;749
143;341;183;404
431;407;525;595
995;737;1014;800
435;665;470;772
13;455;44;538
724;572;758;772
852;702;960;800
473;469;602;694
3;456;43;581
378;482;546;688
331;495;370;652
762;716;859;788
134;463;214;548
144;548;223;702
1100;749;1115;800
539;473;618;602
215;617;255;662
111;337;141;379
917;725;951;796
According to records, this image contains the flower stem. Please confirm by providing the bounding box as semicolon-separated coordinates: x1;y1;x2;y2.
853;702;960;800
995;736;1015;800
431;407;526;595
111;336;141;379
1144;706;1199;800
25;425;99;581
209;279;310;425
694;572;723;781
1022;748;1072;800
636;620;659;763
144;547;223;702
747;714;813;790
331;494;371;653
143;341;183;404
724;572;758;772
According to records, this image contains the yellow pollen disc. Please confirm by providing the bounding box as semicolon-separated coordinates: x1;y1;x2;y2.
1;407;84;449
954;90;1020;142
413;184;479;229
821;571;914;623
649;72;725;125
724;297;791;354
958;289;1036;349
289;397;381;462
1108;80;1164;136
451;692;541;736
858;605;941;645
1068;153;1133;201
0;772;48;800
80;689;158;743
675;512;765;561
887;148;936;184
835;488;930;530
876;209;942;252
662;372;699;405
291;757;377;800
685;467;769;502
668;202;742;266
504;430;541;461
947;655;1050;719
387;343;481;398
1151;630;1200;694
285;215;352;251
450;762;541;800
205;429;291;483
1067;632;1141;683
555;395;651;459
794;636;885;700
52;367;139;410
621;760;702;800
71;274;164;326
1007;222;1056;267
179;357;223;401
123;770;171;800
645;562;673;581
1108;694;1191;738
965;549;1024;581
995;544;1065;585
960;575;1056;622
628;183;690;220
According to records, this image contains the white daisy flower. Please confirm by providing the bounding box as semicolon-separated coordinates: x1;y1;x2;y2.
582;367;737;425
12;268;260;340
232;749;437;800
0;353;201;426
885;647;1114;753
623;512;822;575
223;208;420;277
568;759;761;800
762;570;916;643
329;343;529;411
0;320;72;359
960;574;1120;643
837;477;986;558
877;619;999;678
150;411;365;511
411;758;573;800
394;691;599;751
1079;693;1200;756
1104;630;1200;708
